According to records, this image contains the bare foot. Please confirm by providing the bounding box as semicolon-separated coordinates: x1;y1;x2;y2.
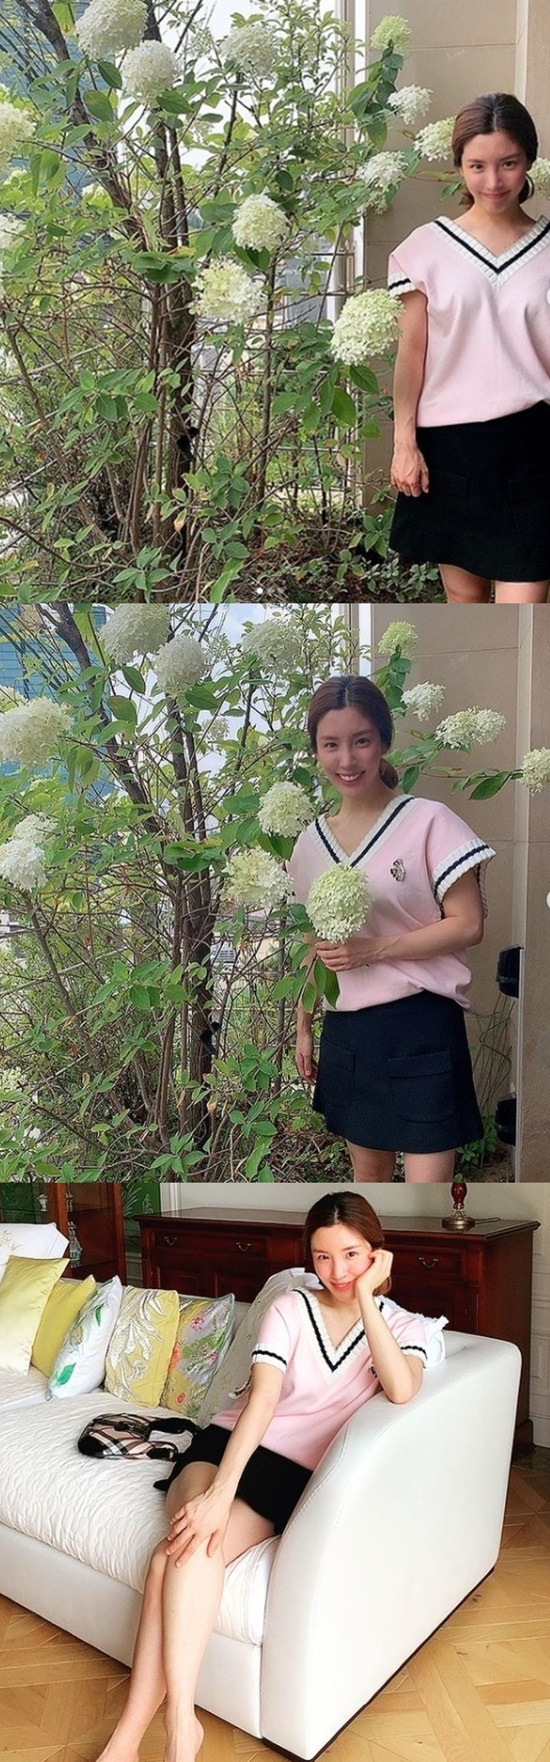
96;1742;139;1762
164;1714;204;1762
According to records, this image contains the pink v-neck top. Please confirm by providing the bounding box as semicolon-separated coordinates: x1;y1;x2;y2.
287;795;495;1011
212;1290;428;1469
387;215;550;425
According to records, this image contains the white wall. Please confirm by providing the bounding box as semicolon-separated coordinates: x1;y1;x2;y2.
161;1182;550;1446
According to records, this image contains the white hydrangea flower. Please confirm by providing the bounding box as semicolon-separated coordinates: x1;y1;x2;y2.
193;258;263;325
152;632;208;694
221;23;279;81
520;748;550;792
206;717;230;747
258;781;312;838
0;1066;24;1094
370;15;413;55
378;619;418;660
122;42;179;102
387;85;432;126
436;708;506;750
0;99;35;176
0;215;23;252
414;117;454;161
75;0;147;58
224;848;292;910
241;617;303;672
104;605;171;663
307;867;372;941
0;834;48;890
359;151;409;212
232;193;289;255
0;699;72;766
12;813;55;842
530;158;550;196
330;289;400;365
402;682;445;721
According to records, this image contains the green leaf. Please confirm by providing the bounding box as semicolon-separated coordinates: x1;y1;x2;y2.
400;765;420;791
85;90;116;124
301;981;317;1014
121;665;146;694
469;772;511;799
97;60;123;89
331;386;359;429
108;693;138;731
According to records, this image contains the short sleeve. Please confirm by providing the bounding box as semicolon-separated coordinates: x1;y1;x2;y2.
286;827;313;908
378;1298;428;1365
387;238;425;299
251;1297;293;1377
425;803;496;913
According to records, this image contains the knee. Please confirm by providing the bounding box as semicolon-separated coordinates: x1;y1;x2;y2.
148;1541;168;1583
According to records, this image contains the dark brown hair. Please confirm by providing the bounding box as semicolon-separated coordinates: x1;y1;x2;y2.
307;676;399;790
452;93;538;206
304;1190;392;1296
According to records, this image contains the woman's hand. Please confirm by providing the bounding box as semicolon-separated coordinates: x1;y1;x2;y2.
295;1021;317;1082
315;935;387;971
354;1249;393;1301
165;1483;233;1565
390;441;429;497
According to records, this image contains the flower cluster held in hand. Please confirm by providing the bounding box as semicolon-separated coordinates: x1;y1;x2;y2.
241;617;303;672
0;699;72;766
307;867;372;941
258;782;311;838
104;605;171;663
331;290;400;366
224;849;291;911
378;620;418;661
402;682;445;721
436;709;505;750
232;194;289;255
0;814;55;892
194;259;263;324
152;633;208;695
122;43;179;103
75;0;147;59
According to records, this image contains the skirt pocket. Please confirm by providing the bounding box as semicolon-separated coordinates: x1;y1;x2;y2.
387;1049;455;1124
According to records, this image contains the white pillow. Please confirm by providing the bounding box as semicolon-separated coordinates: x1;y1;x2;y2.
200;1268;448;1423
46;1276;123;1400
0;1222;69;1286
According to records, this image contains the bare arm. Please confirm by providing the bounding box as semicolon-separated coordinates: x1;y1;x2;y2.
166;1361;284;1561
355;1253;424;1403
390;290;430;497
316;870;484;971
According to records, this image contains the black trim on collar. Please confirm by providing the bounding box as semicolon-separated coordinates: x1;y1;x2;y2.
298;1291;365;1372
435;216;550;275
314;796;412;871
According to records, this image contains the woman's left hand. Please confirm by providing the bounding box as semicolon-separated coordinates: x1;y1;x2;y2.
315;935;386;970
354;1250;393;1300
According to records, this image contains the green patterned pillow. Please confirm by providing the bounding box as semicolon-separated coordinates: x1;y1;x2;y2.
104;1286;180;1406
161;1293;235;1417
47;1276;123;1400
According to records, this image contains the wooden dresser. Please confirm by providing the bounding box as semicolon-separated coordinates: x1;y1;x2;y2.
138;1207;539;1454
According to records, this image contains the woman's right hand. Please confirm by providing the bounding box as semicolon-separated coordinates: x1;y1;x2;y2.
165;1483;233;1564
390;441;429;498
295;1024;317;1083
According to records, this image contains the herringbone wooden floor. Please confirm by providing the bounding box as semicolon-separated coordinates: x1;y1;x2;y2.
1;1452;549;1762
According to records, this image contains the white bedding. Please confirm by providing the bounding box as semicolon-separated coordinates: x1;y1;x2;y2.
0;1366;48;1410
0;1393;277;1646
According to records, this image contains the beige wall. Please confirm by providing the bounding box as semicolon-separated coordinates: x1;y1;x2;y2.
512;609;550;1180
160;1182;550;1447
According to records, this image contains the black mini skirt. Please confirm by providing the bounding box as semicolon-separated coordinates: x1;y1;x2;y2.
161;1423;311;1534
389;402;550;581
312;990;482;1154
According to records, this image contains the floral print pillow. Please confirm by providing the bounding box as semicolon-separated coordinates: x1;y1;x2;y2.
161;1294;235;1418
104;1287;181;1407
47;1276;123;1400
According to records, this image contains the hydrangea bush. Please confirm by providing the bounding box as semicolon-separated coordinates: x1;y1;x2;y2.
0;605;545;1182
0;4;456;599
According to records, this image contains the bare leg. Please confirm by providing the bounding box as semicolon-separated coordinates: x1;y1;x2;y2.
404;1149;455;1183
495;579;549;604
439;565;491;603
346;1141;395;1182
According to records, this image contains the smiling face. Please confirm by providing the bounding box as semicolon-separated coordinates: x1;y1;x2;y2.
460;129;530;214
310;1223;375;1302
314;706;387;801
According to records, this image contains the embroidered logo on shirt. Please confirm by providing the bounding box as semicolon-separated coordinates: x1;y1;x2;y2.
390;859;406;882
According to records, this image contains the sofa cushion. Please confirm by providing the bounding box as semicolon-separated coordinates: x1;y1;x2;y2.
32;1275;96;1378
161;1293;235;1418
0;1365;48;1410
104;1287;180;1406
0;1257;68;1374
47;1276;124;1401
0;1222;69;1285
199;1268;320;1425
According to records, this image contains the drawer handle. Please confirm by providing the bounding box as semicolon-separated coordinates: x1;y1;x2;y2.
418;1255;440;1270
163;1235;178;1247
236;1241;252;1253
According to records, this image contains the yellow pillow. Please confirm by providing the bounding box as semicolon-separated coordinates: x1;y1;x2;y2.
104;1287;180;1406
32;1273;96;1377
0;1257;68;1375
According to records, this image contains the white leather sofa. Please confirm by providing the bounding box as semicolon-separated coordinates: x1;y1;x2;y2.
0;1310;520;1759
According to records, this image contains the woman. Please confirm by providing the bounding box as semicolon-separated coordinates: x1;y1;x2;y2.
388;92;550;604
289;675;495;1183
96;1192;426;1762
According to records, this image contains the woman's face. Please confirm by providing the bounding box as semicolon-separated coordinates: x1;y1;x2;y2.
314;707;386;801
310;1223;375;1301
460;129;530;214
